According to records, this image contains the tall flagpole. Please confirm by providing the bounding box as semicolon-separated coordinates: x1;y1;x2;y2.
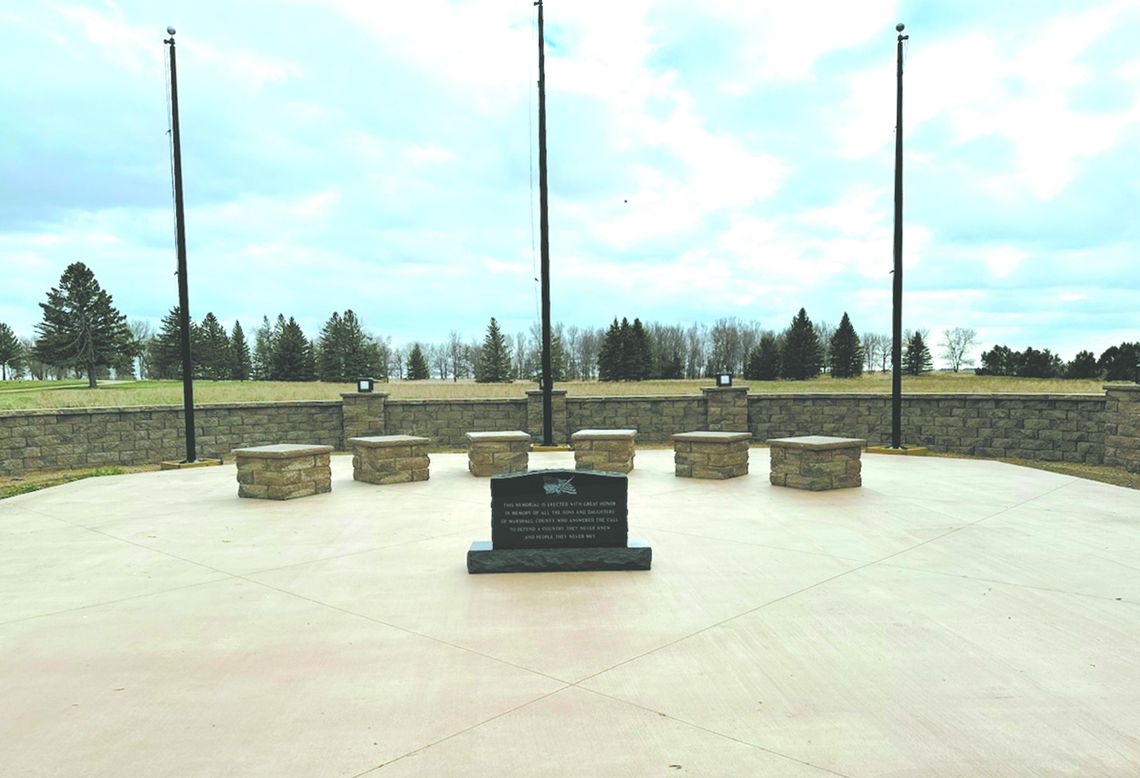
536;1;553;445
890;23;908;449
165;27;197;463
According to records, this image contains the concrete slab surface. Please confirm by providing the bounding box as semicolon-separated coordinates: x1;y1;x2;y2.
2;449;1138;776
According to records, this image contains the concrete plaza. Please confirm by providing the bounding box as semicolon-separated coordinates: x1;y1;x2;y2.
2;449;1138;776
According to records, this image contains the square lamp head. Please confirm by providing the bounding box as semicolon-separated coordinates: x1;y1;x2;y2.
357;377;374;393
716;373;733;387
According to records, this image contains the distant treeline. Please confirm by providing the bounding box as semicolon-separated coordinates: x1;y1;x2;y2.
1;262;1135;386
976;343;1139;381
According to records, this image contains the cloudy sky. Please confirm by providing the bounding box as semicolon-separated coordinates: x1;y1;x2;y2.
2;0;1137;365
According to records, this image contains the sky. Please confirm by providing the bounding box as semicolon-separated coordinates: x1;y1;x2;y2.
1;0;1138;367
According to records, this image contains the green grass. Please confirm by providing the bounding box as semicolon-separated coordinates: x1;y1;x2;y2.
0;373;1113;411
0;466;132;499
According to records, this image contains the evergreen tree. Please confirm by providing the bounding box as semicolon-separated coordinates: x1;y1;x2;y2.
230;320;251;380
270;317;314;381
828;312;863;378
745;332;782;380
780;308;821;380
475;317;513;383
597;318;621;381
1098;342;1140;381
0;322;25;379
1065;350;1098;379
33;262;131;387
903;331;933;375
976;344;1014;376
407;343;429;380
197;312;231;380
251;316;274;380
629;318;652;380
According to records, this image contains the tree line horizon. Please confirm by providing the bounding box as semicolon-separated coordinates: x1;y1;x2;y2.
1;262;1136;386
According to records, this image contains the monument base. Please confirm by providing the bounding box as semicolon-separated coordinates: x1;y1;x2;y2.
467;538;652;574
866;446;929;456
160;458;223;470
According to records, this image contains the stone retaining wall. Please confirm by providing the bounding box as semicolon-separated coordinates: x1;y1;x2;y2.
749;393;1106;464
384;399;526;447
1;388;1134;476
0;401;342;475
566;397;705;443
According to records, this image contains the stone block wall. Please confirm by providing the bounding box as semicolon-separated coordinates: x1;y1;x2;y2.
748;393;1106;464
0;401;342;475
566;397;705;443
1105;385;1140;474
527;390;568;444
384;399;526;447
702;386;749;431
1;388;1134;477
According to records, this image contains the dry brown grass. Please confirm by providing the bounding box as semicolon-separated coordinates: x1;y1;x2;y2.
0;373;1112;411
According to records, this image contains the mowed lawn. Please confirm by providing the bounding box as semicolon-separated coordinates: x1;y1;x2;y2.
0;373;1111;411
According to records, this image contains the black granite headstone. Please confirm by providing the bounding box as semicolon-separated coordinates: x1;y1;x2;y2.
491;470;627;549
468;468;651;574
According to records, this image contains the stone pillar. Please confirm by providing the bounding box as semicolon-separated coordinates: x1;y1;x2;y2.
341;392;388;447
526;389;568;445
1105;384;1140;474
701;386;749;432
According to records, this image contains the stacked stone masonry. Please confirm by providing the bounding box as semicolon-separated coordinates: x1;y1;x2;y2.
1104;385;1140;474
1;390;1135;477
233;444;332;500
702;386;749;432
466;431;531;477
672;431;751;479
748;394;1107;464
566;397;705;444
572;429;637;473
527;390;569;445
386;400;526;448
349;435;430;484
769;436;864;491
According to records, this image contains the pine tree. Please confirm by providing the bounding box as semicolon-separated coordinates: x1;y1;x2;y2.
780;308;821;380
1065;350;1098;379
828;312;863;378
407;343;429;380
197;312;231;380
629;318;652;380
903;331;933;375
0;322;25;379
252;316;274;380
33;262;131;387
1098;342;1140;381
597;318;621;381
475;317;513;383
230;320;252;380
271;317;314;381
316;311;343;382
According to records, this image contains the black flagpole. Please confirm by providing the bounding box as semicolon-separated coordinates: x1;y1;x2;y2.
165;27;197;463
536;1;553;445
890;23;908;449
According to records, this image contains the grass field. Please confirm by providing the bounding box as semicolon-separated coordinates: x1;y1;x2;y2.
0;373;1114;411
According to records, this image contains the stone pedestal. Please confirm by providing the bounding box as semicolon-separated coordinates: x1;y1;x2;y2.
672;430;751;479
526;390;568;445
769;435;864;491
701;386;749;432
466;431;531;477
233;444;333;500
349;435;430;484
572;429;637;473
1105;384;1140;474
341;392;388;443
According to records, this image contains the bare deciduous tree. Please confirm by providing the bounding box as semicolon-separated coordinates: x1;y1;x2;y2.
939;327;978;372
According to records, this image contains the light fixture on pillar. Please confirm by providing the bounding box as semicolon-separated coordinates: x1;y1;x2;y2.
357;377;374;393
716;373;733;387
